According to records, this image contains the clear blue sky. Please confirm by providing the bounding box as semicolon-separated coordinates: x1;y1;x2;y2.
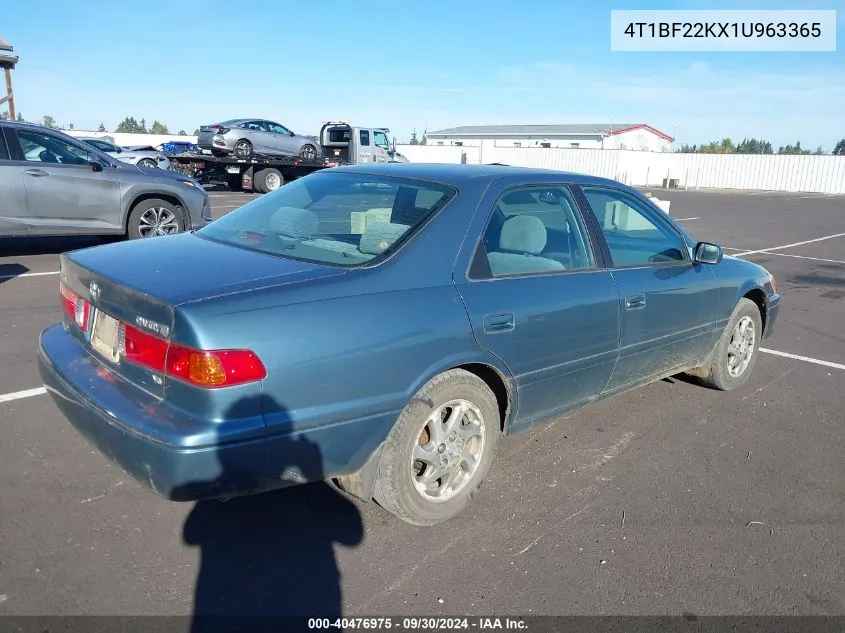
3;0;843;149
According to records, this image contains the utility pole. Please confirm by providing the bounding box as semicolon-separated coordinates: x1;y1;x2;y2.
0;36;18;121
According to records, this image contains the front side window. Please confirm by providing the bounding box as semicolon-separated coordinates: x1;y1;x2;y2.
17;130;90;165
197;171;456;267
266;121;291;135
581;186;687;267
85;139;117;152
477;186;596;278
374;131;390;149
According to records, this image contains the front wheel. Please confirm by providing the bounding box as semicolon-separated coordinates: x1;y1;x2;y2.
373;369;500;526
691;298;762;391
137;158;157;169
127;198;185;239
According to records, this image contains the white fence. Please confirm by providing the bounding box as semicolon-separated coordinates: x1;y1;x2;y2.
395;145;845;194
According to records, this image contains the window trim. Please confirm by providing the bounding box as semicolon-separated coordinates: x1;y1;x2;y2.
0;126;11;161
574;184;693;270
465;182;607;282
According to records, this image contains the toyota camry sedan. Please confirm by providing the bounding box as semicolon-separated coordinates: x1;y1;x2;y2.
38;164;780;526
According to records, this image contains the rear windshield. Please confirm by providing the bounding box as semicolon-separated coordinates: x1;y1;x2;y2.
197;171;456;267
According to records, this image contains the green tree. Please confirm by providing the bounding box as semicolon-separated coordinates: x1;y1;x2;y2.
115;117;144;133
698;138;735;153
193;128;200;136
150;120;169;135
42;115;57;128
735;138;773;154
68;123;74;130
97;122;106;132
15;112;24;122
777;141;810;155
178;129;187;135
832;139;845;155
677;144;697;153
420;133;428;145
409;130;419;145
140;118;147;133
0;111;7;120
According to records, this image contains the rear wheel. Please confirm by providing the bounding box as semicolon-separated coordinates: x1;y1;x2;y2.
127;198;184;239
233;139;253;159
373;369;500;526
137;158;157;169
253;168;284;194
691;298;762;391
299;144;318;161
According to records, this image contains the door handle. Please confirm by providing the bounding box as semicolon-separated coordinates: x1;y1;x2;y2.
483;313;515;333
24;168;49;177
625;294;646;310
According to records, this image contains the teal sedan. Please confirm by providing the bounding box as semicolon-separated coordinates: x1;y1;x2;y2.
38;164;780;525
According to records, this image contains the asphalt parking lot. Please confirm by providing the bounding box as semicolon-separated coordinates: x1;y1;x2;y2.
0;187;843;618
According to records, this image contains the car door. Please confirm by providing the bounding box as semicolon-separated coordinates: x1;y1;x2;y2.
454;183;620;430
373;130;391;163
0;126;28;236
264;120;298;155
358;129;374;163
575;184;719;392
240;120;270;154
11;127;122;235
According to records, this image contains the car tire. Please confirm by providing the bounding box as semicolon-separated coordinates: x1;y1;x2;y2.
693;298;762;391
127;198;185;240
233;139;253;159
137;158;157;169
299;144;318;161
373;369;500;526
253;168;284;194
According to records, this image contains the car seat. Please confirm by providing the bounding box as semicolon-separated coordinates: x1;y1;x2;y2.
486;215;564;276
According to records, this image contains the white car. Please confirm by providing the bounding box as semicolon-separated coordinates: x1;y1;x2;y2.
78;137;171;170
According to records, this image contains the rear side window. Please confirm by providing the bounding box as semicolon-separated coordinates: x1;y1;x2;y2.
359;130;370;146
0;129;9;160
197;171;456;267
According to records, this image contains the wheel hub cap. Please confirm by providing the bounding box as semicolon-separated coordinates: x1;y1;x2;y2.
727;316;756;377
138;207;179;238
411;399;485;502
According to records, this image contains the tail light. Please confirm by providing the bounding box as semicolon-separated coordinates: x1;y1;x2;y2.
60;282;90;330
213;125;230;134
770;275;777;293
120;323;266;388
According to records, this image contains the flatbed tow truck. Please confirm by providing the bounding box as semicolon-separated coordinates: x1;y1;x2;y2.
167;121;408;193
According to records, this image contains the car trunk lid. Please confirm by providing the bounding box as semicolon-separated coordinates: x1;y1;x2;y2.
59;233;346;398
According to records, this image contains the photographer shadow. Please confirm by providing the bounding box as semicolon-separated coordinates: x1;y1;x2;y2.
179;395;364;632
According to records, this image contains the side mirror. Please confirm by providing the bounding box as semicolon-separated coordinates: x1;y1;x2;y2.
89;161;103;172
694;241;723;265
289;131;295;137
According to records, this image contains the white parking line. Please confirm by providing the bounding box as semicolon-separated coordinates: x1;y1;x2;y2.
760;252;845;265
732;232;845;258
0;271;60;281
761;349;845;371
674;217;701;221
0;387;47;403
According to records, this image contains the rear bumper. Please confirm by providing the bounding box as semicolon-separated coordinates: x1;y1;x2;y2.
37;323;266;501
764;293;781;339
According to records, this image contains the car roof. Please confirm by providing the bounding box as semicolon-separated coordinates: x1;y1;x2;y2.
326;162;626;188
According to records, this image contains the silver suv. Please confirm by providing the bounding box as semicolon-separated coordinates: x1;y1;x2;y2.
198;119;322;161
0;121;211;239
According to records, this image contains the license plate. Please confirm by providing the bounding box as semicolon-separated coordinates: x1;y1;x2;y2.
226;166;241;174
91;310;120;363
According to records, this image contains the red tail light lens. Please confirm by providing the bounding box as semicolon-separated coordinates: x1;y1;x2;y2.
119;323;266;388
60;282;90;330
214;125;230;134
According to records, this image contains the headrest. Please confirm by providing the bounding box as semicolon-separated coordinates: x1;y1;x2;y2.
359;222;411;255
268;207;318;239
499;215;547;255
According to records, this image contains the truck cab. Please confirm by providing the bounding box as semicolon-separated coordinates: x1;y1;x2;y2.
320;122;409;166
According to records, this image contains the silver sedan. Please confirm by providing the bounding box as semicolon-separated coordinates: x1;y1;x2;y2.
197;118;322;161
78;137;172;170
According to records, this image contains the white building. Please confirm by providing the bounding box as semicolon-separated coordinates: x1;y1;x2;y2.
425;123;674;153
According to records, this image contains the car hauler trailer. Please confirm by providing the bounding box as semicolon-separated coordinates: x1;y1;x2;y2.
168;121;409;193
